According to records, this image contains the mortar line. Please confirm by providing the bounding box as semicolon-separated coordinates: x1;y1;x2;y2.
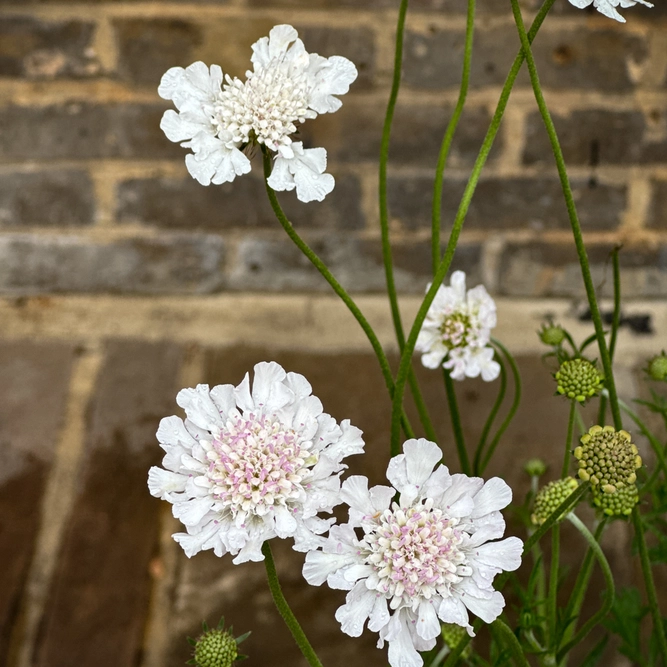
9;344;105;667
141;344;206;667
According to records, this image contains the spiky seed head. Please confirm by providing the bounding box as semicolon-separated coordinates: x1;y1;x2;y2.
554;358;604;404
531;477;580;526
647;352;667;382
539;324;566;347
593;483;639;517
574;425;642;492
193;629;238;667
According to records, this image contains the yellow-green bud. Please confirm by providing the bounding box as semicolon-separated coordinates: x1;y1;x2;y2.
574;425;642;492
555;358;604;404
531;477;579;526
539;324;566;346
647;353;667;382
593;483;639;517
524;458;547;477
441;623;472;659
194;630;238;667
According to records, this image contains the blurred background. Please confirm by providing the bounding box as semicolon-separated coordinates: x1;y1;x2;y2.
0;0;666;665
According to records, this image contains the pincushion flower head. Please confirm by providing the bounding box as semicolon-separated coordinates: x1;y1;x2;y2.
416;271;500;381
148;361;364;563
567;0;653;22
303;439;523;667
158;24;357;202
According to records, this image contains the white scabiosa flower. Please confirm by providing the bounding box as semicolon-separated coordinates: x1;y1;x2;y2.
303;439;523;667
415;271;500;381
148;361;364;564
158;24;357;202
567;0;652;22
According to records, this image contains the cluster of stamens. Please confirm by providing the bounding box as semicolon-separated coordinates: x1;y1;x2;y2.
204;414;312;518
216;59;314;151
440;312;476;349
363;501;467;607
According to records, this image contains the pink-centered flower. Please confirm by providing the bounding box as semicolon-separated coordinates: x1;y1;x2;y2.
158;24;357;202
303;439;522;667
148;361;364;563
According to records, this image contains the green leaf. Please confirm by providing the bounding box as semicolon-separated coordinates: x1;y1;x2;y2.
234;631;251;645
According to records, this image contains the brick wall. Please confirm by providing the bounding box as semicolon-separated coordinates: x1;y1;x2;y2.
0;0;665;298
1;1;667;666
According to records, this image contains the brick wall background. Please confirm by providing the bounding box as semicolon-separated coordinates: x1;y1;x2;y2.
1;0;666;665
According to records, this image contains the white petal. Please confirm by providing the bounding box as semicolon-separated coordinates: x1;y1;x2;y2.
368;596;390;632
208;384;235;417
268;143;335;203
461;588;506;624
172;496;213;526
404;439;442;487
251;24;299;67
471;477;513;517
416;601;441;641
148;467;187;499
251;361;292;410
307;55;358;114
335;582;376;637
177;384;221;430
474;536;523;572
438;596;470;629
274;504;298;538
303;549;356;586
386;612;424;667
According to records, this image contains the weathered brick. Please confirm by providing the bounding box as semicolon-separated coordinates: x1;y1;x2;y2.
0;170;94;227
296;26;375;89
387;176;626;231
523;109;667;165
0;104;180;161
229;234;481;293
247;0;507;10
114;19;203;86
0;342;74;663
35;341;182;667
0;17;99;78
647;179;667;229
0;234;225;294
302;100;500;166
498;242;667;297
116;171;364;230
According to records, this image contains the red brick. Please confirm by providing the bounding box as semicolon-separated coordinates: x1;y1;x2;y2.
35;341;183;667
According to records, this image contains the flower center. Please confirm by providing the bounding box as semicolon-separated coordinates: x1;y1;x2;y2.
204;414;312;518
216;59;314;151
440;312;473;349
363;503;468;605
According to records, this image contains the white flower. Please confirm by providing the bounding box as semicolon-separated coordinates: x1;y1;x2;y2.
567;0;653;22
148;361;364;564
415;271;500;382
303;439;523;667
158;24;357;202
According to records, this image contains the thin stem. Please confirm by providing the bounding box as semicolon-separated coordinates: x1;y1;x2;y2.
491;619;531;667
509;0;622;431
262;150;414;439
261;542;323;667
609;247;622;362
619;398;667;482
431;0;476;273
548;525;560;646
473;353;507;475
562;400;576;478
389;0;556;454
479;339;522;473
557;514;615;660
632;506;667;664
442;368;470;472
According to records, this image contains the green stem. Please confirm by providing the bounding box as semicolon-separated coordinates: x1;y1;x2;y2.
377;0;438;444
431;0;476;273
479;339;522;473
562;400;576;478
609;247;621;362
389;0;556;454
262;150;414;439
491;619;531;667
557;514;615;660
509;0;622;432
261;542;323;667
632;507;667;664
443;483;590;666
548;525;560;646
473;353;507;475
442;367;470;473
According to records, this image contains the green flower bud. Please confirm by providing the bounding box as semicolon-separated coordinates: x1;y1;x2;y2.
531;477;579;526
647;353;667;382
573;425;642;492
194;630;238;667
441;623;472;659
554;358;604;404
593;483;639;517
524;458;547;477
539;324;566;346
